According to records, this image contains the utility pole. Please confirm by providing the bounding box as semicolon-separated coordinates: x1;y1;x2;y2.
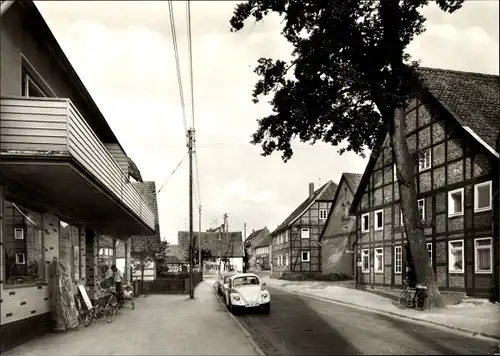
188;128;194;299
218;222;223;274
198;205;202;273
224;213;229;271
244;222;247;241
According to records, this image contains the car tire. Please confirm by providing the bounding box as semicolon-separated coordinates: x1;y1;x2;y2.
262;302;270;314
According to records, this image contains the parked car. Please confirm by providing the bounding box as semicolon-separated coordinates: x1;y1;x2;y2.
215;272;236;296
223;273;270;314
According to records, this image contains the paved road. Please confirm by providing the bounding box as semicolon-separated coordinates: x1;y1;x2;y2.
235;287;498;355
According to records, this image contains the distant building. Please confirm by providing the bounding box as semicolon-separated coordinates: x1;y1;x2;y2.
244;227;270;269
270;181;338;278
178;230;244;272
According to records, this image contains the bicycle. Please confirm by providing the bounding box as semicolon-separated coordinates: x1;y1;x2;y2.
83;282;119;326
398;279;428;309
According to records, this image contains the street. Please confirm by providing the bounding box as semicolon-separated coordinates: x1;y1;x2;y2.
234;286;499;355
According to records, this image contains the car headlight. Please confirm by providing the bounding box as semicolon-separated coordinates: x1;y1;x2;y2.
261;293;268;299
232;294;241;301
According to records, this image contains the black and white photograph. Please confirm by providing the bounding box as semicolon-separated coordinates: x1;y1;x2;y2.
0;0;499;355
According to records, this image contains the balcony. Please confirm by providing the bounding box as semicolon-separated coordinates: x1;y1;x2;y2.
0;96;155;237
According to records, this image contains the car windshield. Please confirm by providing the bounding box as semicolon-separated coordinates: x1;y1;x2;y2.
232;276;259;287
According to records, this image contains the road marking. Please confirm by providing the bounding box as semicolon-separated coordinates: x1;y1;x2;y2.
212;284;267;356
291;289;500;343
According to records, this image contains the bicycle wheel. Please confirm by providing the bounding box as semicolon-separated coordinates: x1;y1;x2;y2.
84;308;95;327
398;290;409;308
104;305;118;324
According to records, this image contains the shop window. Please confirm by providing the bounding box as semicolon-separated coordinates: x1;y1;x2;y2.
4;200;44;286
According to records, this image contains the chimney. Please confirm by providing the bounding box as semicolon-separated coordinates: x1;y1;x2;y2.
252;229;255;233
309;182;314;198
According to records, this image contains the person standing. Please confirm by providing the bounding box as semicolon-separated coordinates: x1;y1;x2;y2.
111;265;123;304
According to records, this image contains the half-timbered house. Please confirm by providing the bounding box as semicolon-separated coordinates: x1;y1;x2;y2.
320;173;362;278
350;67;499;300
271;181;337;278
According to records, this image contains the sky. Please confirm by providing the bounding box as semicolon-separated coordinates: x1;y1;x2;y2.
34;0;499;245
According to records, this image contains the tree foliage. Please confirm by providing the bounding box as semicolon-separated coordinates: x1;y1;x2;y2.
230;0;464;161
186;246;214;266
131;239;169;280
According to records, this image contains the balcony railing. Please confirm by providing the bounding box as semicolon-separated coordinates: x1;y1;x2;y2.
0;96;155;231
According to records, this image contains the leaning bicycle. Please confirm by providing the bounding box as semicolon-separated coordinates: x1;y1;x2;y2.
84;282;119;326
398;279;428;310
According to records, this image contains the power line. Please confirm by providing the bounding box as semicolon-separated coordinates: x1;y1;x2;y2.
186;0;195;129
167;0;188;136
157;151;189;194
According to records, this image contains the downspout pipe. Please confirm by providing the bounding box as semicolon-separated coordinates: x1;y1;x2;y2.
0;1;15;17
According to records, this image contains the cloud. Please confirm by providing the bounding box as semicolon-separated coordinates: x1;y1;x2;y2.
34;1;499;244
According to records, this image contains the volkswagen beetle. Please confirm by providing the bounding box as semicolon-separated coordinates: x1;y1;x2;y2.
224;273;270;314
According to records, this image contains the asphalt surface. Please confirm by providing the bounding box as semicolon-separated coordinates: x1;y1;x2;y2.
234;286;499;356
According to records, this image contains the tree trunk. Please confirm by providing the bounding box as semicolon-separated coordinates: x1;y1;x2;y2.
391;106;446;308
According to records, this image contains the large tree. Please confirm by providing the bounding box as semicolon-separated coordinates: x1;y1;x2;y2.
230;0;465;308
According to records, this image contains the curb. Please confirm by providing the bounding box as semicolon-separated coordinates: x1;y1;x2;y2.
212;285;267;356
290;289;500;342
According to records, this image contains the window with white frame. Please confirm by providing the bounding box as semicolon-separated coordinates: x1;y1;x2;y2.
286;253;289;266
419;149;431;171
361;213;369;233
475;238;492;273
474;181;492;212
374;248;384;273
278;255;283;266
319;209;328;220
448;240;464;273
448;188;464;217
426;243;432;263
301;228;310;239
374;210;384;231
14;228;24;240
401;210;404;226
361;249;370;273
417;199;425;221
301;251;310;262
394;164;397;181
394;246;402;274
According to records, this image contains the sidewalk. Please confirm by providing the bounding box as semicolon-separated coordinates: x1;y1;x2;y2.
4;281;259;356
262;276;500;341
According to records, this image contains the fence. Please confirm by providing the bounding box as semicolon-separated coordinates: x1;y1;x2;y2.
132;272;203;296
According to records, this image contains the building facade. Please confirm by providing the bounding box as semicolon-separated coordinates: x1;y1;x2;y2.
254;234;272;270
0;1;155;351
244;227;270;269
130;181;161;281
320;173;362;278
178;230;245;272
271;181;337;278
350;68;499;300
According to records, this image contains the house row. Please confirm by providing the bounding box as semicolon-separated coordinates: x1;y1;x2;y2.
0;1;160;351
263;67;499;302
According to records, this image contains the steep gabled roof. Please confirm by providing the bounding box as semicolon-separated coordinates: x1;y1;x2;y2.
417;67;499;154
245;227;269;243
350;67;500;215
343;173;363;195
255;234;272;248
271;180;338;236
178;231;244;258
320;173;363;240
